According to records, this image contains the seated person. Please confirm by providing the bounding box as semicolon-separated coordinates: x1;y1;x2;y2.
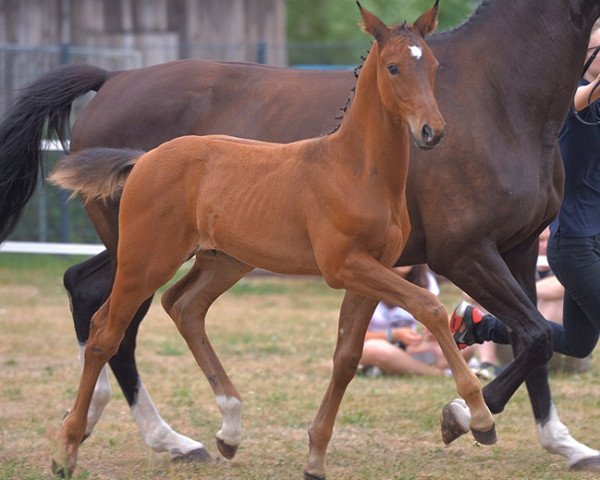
360;265;468;377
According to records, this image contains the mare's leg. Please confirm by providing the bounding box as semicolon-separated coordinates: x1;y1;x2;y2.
433;243;553;415
161;251;253;460
440;239;600;469
64;251;113;436
65;225;206;459
506;239;600;470
304;256;494;480
53;215;196;476
433;242;553;445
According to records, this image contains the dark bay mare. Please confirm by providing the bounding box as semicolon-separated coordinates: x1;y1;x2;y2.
1;0;600;473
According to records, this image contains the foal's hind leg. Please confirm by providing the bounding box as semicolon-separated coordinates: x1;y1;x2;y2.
53;234;195;476
65;228;207;460
161;251;253;460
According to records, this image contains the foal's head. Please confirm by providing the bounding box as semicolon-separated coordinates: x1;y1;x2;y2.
358;1;445;149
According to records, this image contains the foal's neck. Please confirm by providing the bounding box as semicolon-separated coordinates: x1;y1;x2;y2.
332;42;410;189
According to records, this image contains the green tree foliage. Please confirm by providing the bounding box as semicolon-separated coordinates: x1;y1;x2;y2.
287;0;478;65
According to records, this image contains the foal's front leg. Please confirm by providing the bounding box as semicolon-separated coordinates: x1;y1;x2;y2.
327;254;495;441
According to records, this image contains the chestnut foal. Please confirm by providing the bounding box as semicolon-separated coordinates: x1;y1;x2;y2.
50;4;494;478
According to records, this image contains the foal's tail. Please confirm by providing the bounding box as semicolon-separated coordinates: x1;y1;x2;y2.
49;148;144;200
0;64;109;242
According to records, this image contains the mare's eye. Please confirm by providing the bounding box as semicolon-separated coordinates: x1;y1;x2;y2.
387;64;399;75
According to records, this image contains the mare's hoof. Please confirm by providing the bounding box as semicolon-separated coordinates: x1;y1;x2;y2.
570;455;600;471
51;460;73;478
303;472;326;480
440;400;470;445
471;426;497;445
172;447;212;463
216;438;238;459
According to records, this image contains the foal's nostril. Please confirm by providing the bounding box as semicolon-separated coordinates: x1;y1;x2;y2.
422;124;434;144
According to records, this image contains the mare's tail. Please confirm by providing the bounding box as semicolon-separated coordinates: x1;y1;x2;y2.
49;148;144;200
0;64;109;242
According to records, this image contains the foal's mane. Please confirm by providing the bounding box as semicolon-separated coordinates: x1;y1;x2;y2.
326;49;367;135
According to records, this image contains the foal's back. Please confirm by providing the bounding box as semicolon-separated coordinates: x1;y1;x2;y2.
123;134;327;275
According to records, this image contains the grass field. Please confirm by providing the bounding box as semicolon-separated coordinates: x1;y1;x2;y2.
1;254;600;480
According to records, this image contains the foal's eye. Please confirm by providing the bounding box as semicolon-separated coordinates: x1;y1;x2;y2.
387;64;399;75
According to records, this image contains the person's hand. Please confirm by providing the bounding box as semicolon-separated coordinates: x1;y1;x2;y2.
574;74;600;110
392;327;423;346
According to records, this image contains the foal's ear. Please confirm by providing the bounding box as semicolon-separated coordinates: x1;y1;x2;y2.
413;0;440;38
357;2;389;45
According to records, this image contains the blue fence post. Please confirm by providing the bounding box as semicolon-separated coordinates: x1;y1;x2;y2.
257;41;267;64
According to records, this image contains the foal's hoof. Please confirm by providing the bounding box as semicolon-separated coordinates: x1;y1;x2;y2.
440;400;470;445
303;471;326;480
570;455;600;472
172;447;212;463
51;460;73;478
216;438;238;459
471;426;497;445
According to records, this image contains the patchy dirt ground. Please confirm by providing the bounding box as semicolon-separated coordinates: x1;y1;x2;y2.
1;270;600;480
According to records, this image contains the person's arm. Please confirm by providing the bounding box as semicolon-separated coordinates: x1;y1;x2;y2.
573;73;600;111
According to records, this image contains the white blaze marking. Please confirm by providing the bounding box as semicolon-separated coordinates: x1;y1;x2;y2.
537;404;599;467
409;45;422;59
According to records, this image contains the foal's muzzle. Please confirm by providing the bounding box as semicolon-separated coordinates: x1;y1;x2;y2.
414;123;445;150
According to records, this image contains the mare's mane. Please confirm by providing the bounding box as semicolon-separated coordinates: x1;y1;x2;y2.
432;0;493;40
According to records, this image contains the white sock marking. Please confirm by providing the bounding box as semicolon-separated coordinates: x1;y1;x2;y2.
448;398;471;433
537;404;599;467
216;395;243;446
132;380;206;457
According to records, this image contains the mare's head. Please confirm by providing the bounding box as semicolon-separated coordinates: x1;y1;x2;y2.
358;1;445;149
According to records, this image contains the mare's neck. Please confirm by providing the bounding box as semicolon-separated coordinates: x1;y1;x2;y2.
332;42;409;191
435;0;600;128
